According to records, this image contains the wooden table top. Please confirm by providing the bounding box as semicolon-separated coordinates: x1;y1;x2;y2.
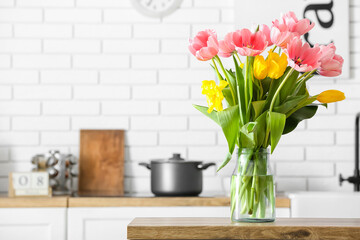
0;196;68;208
127;217;360;240
68;196;290;208
0;196;290;208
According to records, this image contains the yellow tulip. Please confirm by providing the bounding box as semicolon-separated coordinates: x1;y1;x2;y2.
201;80;228;113
317;90;345;103
253;55;268;80
267;51;288;79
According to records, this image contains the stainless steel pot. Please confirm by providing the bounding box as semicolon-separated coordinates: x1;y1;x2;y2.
139;153;216;196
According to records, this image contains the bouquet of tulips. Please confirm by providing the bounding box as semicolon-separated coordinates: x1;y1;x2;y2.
188;11;345;220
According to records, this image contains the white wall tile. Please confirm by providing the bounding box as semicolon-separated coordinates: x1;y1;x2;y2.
41;131;79;145
13;55;71;69
133;85;189;99
71;116;129;130
102;101;159;115
0;132;39;146
0;102;40;115
163;9;220;23
0;70;38;84
134;24;190;38
131;116;187;130
132;55;188;69
0;86;12;99
336;131;354;145
160;101;199;115
12;117;69;130
45;9;101;23
74;24;131;39
74;86;130;99
306;146;353;161
276;162;334;177
0;9;42;22
103;40;160;53
14;24;72;38
10;146;69;162
0;148;9;162
159;70;215;84
100;70;157;84
0;24;12;37
41;70;98;84
17;0;74;7
44;40;101;53
0;117;10;130
104;9;160;23
14;86;72;100
159;131;216;146
73;55;129;69
76;0;131;7
0;39;41;53
126;146;187;161
125;132;158;146
275;177;307;192
43;101;100;115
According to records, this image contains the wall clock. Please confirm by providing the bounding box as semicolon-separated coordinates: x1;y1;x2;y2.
131;0;183;18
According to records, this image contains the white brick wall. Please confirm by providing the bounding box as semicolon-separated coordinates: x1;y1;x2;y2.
0;0;359;194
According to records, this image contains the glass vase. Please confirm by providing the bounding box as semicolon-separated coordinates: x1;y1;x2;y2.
230;148;275;222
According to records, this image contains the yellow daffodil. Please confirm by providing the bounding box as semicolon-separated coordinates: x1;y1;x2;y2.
267;51;288;79
317;90;345;103
201;80;228;113
253;55;268;80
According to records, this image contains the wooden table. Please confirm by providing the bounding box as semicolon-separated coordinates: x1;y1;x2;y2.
127;217;360;239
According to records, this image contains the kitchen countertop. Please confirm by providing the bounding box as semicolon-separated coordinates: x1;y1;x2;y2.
127;217;360;240
0;196;68;208
0;195;290;208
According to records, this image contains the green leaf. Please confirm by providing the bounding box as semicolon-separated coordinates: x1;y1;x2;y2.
252;100;266;119
263;76;282;112
222;87;235;106
239;122;257;148
261;77;272;95
224;68;237;105
279;68;299;102
283;105;318;134
233;56;246;126
193;104;219;125
267;112;286;153
217;152;232;172
253;111;267;147
273;95;308;115
217;105;240;154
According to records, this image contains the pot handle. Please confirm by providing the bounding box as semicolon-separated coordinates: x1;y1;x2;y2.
197;162;216;170
139;162;151;170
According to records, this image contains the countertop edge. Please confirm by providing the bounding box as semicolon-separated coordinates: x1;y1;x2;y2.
0;196;290;208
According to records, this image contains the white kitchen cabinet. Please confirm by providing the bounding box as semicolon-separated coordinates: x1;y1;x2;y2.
68;206;290;240
0;208;66;240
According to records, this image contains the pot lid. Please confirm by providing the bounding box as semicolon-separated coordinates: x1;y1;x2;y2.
151;153;202;164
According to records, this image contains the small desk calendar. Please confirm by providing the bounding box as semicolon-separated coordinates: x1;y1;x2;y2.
8;172;51;197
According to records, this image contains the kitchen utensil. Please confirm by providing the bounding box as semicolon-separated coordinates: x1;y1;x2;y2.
139;153;215;196
31;150;78;195
78;130;124;196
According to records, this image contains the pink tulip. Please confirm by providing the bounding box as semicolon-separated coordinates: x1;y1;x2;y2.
271;11;314;49
317;43;344;77
270;26;297;49
282;11;315;36
231;28;268;56
218;32;235;58
259;24;273;47
188;29;219;61
286;37;321;72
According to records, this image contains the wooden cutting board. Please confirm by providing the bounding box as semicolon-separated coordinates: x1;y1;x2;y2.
78;130;124;196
